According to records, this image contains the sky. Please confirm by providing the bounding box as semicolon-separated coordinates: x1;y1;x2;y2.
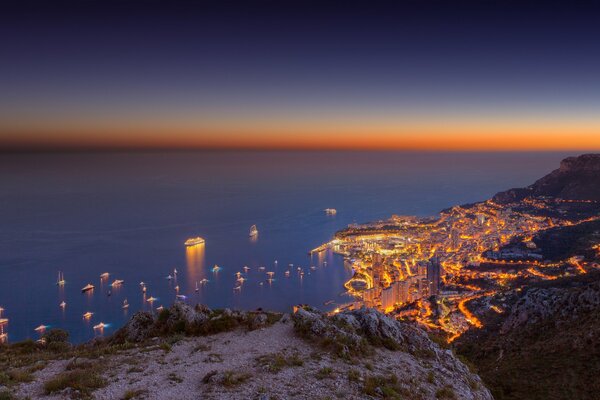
1;0;600;151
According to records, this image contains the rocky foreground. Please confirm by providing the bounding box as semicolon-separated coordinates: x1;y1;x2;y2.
2;304;492;400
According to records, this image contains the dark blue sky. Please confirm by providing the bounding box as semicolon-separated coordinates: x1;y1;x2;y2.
1;1;600;150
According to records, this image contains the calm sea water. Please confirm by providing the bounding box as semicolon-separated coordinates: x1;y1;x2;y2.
0;151;570;342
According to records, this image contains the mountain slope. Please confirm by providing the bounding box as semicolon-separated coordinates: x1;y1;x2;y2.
494;154;600;203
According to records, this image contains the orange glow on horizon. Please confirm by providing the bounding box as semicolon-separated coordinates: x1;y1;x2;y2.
2;117;600;151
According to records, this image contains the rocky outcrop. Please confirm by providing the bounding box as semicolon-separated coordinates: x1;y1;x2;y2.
293;306;492;399
501;280;600;333
494;153;600;203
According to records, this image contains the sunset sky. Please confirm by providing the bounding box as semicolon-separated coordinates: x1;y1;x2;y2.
2;1;600;151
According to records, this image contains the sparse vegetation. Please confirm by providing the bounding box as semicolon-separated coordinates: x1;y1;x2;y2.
316;366;334;380
436;385;457;399
44;365;106;398
220;370;252;387
122;389;148;399
256;351;304;373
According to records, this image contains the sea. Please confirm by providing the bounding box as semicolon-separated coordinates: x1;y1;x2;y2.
0;151;570;343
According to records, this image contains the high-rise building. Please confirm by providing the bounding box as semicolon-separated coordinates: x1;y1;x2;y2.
427;257;442;295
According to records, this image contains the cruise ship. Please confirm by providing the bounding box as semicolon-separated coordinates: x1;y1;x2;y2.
249;225;258;237
81;283;95;293
185;236;205;246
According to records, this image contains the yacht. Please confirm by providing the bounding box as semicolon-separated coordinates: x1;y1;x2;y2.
111;279;124;287
176;294;187;300
56;271;65;286
81;283;95;293
93;322;106;330
249;225;258;237
266;271;275;278
0;318;8;326
83;312;94;319
100;272;109;279
147;296;157;303
185;237;205;246
156;305;164;312
34;325;48;333
212;265;221;272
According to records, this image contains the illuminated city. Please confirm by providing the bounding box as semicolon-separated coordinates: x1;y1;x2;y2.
317;196;600;342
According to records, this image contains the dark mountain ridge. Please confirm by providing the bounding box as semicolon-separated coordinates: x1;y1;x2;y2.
493;153;600;203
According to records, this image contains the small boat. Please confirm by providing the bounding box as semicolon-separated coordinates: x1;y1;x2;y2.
200;278;209;284
139;281;145;286
195;281;199;292
258;266;266;271
156;305;164;312
34;325;48;333
185;237;205;246
212;265;220;273
166;275;173;280
107;290;112;297
0;332;7;342
243;266;250;272
324;261;328;266
147;296;157;303
59;301;66;309
122;299;129;309
83;312;94;319
297;267;302;271
259;282;264;286
142;286;147;293
310;266;317;271
274;260;278;264
100;272;109;279
266;271;275;277
111;279;124;287
93;322;106;330
324;300;335;306
285;271;290;277
173;268;178;276
233;285;242;291
0;318;8;325
237;277;246;283
81;283;95;293
249;224;258;237
176;294;187;300
324;208;337;215
174;285;180;292
56;271;65;286
289;263;294;268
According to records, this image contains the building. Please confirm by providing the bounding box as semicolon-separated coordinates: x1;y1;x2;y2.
427;257;442;295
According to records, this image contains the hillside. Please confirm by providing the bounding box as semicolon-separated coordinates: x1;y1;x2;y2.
456;272;600;400
493;154;600;203
1;304;492;400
